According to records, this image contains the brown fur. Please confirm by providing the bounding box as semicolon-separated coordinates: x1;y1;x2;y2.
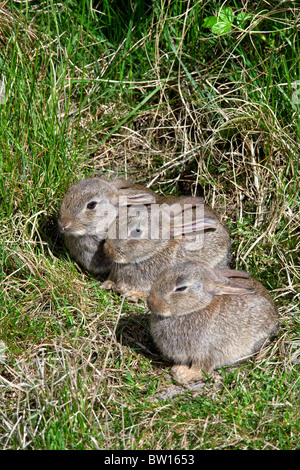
103;196;231;297
58;176;156;274
148;262;279;384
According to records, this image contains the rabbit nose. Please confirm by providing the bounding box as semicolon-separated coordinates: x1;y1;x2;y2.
148;293;170;316
58;217;72;232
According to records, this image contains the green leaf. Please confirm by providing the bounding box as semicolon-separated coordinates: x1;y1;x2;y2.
219;7;234;23
236;12;252;27
202;16;218;28
211;20;232;35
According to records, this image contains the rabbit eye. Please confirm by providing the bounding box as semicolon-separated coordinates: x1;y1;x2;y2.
130;227;142;238
87;201;97;210
175;285;188;293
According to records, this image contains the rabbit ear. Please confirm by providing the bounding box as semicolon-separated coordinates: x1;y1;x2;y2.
205;267;254;295
181;216;218;235
172;215;218;237
174;196;205;207
211;282;256;296
160;201;217;237
109;177;133;190
213;269;250;279
116;189;156;206
94;176;133;192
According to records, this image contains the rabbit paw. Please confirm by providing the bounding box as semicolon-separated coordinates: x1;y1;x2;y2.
122;289;149;302
100;281;148;301
171;364;205;384
100;280;116;291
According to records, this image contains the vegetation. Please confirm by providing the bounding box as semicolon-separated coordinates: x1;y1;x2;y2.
0;0;299;450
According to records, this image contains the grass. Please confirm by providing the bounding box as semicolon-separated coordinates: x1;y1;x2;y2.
0;0;299;450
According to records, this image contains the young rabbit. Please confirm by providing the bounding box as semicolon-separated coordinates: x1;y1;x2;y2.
102;196;231;299
144;192;231;270
147;262;279;384
58;176;156;275
138;191;231;269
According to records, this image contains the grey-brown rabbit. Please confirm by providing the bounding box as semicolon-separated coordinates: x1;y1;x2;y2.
147;262;279;384
58;176;156;275
103;196;230;298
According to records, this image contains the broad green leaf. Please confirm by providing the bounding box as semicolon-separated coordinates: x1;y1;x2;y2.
202;16;218;28
211;20;232;35
219;7;234;23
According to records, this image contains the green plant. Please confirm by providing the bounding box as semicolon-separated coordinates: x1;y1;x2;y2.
202;6;251;35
